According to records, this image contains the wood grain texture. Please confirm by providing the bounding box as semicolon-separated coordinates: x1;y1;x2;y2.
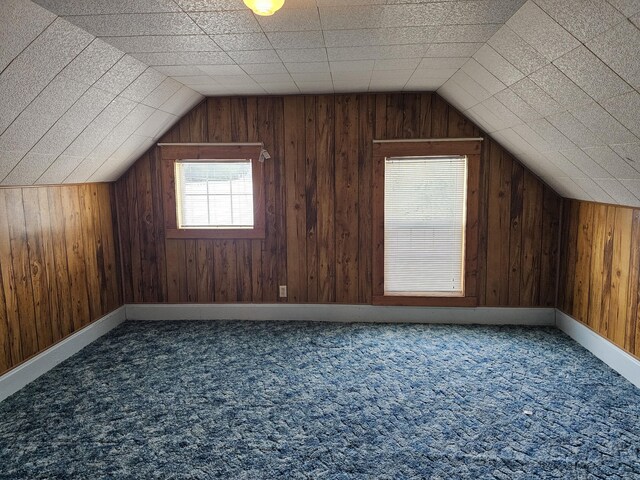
116;94;558;309
0;184;122;375
558;199;640;357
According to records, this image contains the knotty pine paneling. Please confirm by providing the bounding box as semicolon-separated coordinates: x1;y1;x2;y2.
0;184;122;375
559;199;640;357
116;93;560;308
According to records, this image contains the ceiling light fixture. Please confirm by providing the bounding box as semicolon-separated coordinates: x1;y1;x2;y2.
243;0;284;16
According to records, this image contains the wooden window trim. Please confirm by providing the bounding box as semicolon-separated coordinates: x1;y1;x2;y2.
160;144;266;239
372;139;482;307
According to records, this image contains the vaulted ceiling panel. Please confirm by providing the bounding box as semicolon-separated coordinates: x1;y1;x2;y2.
2;0;639;208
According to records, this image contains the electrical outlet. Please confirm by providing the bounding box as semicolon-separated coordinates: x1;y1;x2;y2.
279;285;287;298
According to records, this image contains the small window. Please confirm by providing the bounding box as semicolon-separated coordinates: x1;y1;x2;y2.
384;155;467;296
160;144;265;239
176;160;254;229
372;139;481;307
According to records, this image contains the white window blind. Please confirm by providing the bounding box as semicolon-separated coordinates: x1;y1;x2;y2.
384;156;467;295
175;160;254;228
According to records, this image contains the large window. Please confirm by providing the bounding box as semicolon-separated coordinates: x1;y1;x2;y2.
372;139;481;307
160;144;265;239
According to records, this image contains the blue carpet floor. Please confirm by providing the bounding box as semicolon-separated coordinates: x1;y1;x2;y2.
0;321;639;479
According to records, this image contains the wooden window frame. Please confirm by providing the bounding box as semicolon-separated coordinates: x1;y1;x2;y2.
372;139;482;307
160;143;266;239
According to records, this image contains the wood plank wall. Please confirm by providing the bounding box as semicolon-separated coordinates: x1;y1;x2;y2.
116;93;561;308
0;184;122;375
558;199;640;357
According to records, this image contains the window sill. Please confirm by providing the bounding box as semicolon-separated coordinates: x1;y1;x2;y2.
373;295;478;307
165;227;265;240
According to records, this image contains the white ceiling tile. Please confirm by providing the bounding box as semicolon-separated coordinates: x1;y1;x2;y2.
141;78;184;108
369;78;408;92
610;143;640;172
319;4;451;30
528;118;575;151
330;60;375;72
93;55;147;95
412;68;458;80
29;87;115;158
159;86;202;115
493;88;542;122
425;43;483;58
553;46;632;102
296;82;335;94
547;111;605;148
329;45;430;62
460;59;506;96
67;13;200;36
192;85;233;96
601;91;640;137
132;51;234;66
285;62;331;73
228;50;281;64
210;33;272;51
211;75;259;87
438;76;481;111
251;73;295;84
171;0;240;11
189;10;260;34
87;134;153;182
35;0;181;15
196;64;245;75
607;0;640;17
0;0;56;72
583;145;640;178
466;102;508;132
561;147;613;178
510;77;563;116
57;96;136;159
488;25;548;75
572;176;617;203
172;75;214;86
571;102;638;145
60;38;124;86
434;24;501;43
445;0;527;25
258;8;321;32
417;57;467;69
620;179;640;199
370;70;413;82
331;71;372;82
543;150;587;177
267;31;325;49
528;64;592;109
404;76;445;91
262;83;301;94
512;123;552;151
153;65;209;76
472;45;524;86
291;72;332;83
278;48;328;63
134;109;175;138
0;18;93;134
1;153;57;185
324;27;437;48
240;63;288;74
587;20;640;91
592;178;640;206
535;0;625;43
119;68;167;102
480;96;523;129
374;58;420;71
506;1;579;61
332;80;371;93
106;35;221;53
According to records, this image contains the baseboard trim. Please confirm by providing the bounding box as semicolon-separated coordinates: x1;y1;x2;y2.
556;310;640;389
125;303;556;326
0;306;126;403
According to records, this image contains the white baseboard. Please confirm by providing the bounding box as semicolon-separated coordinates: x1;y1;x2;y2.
556;310;640;389
126;303;556;326
0;306;126;403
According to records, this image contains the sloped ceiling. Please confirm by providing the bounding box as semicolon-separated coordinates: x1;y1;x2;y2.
2;0;640;208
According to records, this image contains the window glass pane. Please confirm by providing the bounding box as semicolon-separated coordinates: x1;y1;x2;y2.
208;196;232;226
384;156;467;294
176;160;254;228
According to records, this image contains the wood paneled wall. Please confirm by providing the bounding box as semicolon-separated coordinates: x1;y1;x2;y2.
0;184;122;375
116;93;561;307
558;199;640;357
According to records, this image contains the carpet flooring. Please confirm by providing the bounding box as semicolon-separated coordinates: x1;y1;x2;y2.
0;321;639;479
